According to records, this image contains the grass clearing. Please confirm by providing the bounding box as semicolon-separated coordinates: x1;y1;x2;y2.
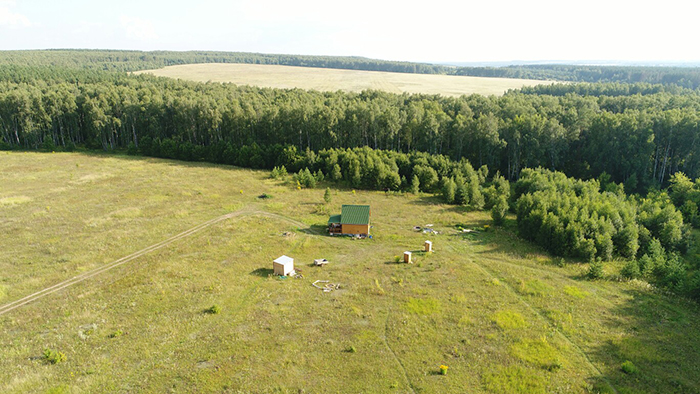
482;365;548;394
510;337;562;370
135;63;554;97
0;195;31;206
491;310;528;330
0;152;699;393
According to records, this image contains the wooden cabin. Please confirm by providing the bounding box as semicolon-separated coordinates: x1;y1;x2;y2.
328;205;370;236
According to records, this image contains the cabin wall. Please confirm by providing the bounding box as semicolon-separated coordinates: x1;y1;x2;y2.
342;224;370;235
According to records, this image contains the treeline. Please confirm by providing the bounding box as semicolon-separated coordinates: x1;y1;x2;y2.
519;82;695;97
513;168;698;300
140;136;500;198
3;67;700;192
0;50;449;74
454;64;700;89
6;50;700;90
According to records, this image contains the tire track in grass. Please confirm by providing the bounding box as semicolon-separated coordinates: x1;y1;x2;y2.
0;207;319;317
382;307;417;394
445;241;618;393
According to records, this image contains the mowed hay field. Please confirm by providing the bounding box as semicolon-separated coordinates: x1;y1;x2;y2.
2;152;700;393
135;63;553;97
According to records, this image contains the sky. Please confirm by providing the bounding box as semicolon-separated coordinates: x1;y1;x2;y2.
0;0;698;64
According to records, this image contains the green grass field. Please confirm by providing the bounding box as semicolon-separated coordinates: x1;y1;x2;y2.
1;152;699;393
135;63;553;97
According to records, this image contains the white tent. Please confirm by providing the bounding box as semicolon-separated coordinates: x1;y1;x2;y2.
273;255;295;276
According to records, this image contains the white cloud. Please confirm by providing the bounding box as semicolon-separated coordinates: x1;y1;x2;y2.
120;15;158;41
0;5;31;28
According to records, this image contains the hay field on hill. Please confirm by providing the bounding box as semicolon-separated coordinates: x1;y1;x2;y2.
1;152;700;393
135;64;553;97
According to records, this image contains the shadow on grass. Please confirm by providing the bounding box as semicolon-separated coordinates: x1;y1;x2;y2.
408;194;446;206
250;268;274;277
586;287;700;393
307;224;329;235
74;150;265;172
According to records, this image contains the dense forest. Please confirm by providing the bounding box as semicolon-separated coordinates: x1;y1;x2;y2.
455;64;700;89
4;50;700;88
1;51;699;300
0;50;450;74
2;65;700;193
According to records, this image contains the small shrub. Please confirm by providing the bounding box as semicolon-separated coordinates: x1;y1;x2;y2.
43;349;66;364
271;165;288;179
324;187;332;203
206;304;221;314
587;260;604;280
552;257;565;267
439;365;449;375
620;260;641;279
108;330;123;338
315;169;325;182
621;360;638;374
345;346;356;353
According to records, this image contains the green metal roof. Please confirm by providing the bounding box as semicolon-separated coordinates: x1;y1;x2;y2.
340;205;370;225
328;214;342;224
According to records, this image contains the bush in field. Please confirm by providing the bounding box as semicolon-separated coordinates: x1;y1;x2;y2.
205;304;221;314
621;360;638;374
293;168;317;188
43;349;66;364
271;165;288;179
620;260;641;279
587;260;605;280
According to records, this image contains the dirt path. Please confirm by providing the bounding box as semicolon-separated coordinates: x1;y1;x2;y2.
0;207;315;317
382;308;417;394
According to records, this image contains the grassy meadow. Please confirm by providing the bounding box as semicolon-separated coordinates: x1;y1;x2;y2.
1;152;699;393
135;64;553;97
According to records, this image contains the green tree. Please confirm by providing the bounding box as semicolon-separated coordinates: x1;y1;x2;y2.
491;195;508;225
442;177;456;204
411;175;420;194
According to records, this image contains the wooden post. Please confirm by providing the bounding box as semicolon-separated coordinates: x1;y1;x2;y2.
404;251;412;264
425;240;432;252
